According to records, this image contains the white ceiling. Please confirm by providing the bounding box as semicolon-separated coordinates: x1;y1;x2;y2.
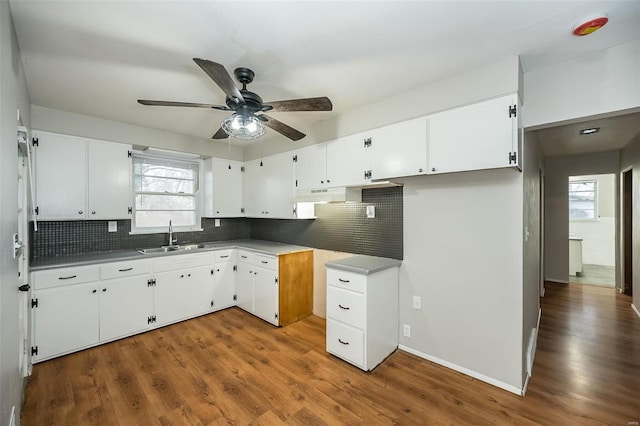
9;0;640;152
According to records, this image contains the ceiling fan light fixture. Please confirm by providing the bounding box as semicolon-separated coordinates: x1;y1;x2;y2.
222;113;265;140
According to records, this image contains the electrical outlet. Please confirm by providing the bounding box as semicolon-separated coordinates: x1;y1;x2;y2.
108;221;117;232
403;324;411;338
214;219;220;227
413;296;421;310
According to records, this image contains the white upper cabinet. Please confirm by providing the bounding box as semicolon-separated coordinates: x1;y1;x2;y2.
294;144;326;190
366;117;429;180
243;153;295;219
427;93;519;174
34;131;132;220
87;140;132;220
34;132;87;220
326;134;368;187
203;158;244;218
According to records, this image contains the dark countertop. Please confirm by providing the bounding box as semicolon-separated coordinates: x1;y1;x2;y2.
30;239;312;271
325;255;401;275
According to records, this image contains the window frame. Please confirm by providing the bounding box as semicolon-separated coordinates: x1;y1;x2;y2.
130;152;203;235
568;178;598;222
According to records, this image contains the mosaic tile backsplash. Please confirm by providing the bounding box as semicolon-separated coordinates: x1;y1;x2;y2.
30;187;403;261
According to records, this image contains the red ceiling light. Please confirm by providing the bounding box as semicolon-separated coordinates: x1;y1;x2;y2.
573;13;609;36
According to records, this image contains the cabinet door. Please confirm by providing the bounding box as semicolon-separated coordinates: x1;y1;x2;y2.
99;275;153;342
236;262;254;313
212;158;244;217
427;94;518;174
243;158;265;217
213;261;236;311
33;282;99;361
326;134;368;187
34;132;87;219
88;140;132;220
294;144;326;190
263;152;295;219
154;266;214;326
253;267;279;326
367;117;428;180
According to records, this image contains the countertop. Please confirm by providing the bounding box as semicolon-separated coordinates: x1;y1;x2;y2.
325;255;401;275
30;239;312;271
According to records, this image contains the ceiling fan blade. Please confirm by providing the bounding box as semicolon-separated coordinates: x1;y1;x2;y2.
261;114;306;141
138;99;230;111
264;96;332;112
212;127;228;139
193;58;244;104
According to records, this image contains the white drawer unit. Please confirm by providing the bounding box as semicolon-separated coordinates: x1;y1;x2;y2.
237;249;255;264
100;259;152;280
32;265;100;290
255;253;277;271
326;258;399;371
214;249;235;263
152;252;214;273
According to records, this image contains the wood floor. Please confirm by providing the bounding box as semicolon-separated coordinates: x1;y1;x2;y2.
22;282;640;425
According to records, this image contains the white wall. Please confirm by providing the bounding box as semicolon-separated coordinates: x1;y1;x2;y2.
0;3;32;425
524;40;640;129
569;174;616;266
522;131;542;386
620;133;640;311
399;169;524;392
544;152;620;283
31;105;244;161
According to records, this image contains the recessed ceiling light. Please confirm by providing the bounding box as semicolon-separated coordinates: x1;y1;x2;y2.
579;127;600;135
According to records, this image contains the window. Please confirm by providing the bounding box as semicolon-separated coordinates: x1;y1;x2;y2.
569;179;597;220
132;154;200;232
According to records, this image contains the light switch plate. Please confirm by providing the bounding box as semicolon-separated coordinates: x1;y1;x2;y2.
366;205;375;218
108;221;117;232
403;324;411;338
412;296;422;310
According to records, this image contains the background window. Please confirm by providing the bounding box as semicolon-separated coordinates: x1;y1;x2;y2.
132;154;200;231
569;179;597;220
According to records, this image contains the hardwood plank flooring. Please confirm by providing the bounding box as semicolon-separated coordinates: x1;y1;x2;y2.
22;282;640;425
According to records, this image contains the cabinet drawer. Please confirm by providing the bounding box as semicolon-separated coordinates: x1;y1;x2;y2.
214;249;235;263
153;252;214;273
237;250;255;264
100;259;152;280
326;319;364;367
327;268;366;294
254;254;277;271
33;265;100;290
327;286;365;329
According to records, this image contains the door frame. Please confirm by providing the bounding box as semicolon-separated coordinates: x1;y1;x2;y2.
621;166;633;296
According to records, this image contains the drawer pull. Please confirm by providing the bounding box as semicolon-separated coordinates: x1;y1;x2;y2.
118;267;133;272
220;255;229;258
241;255;248;259
338;304;350;310
338;278;350;283
261;260;269;264
58;275;77;280
338;339;350;345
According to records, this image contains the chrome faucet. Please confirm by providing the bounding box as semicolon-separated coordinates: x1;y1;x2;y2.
168;220;177;246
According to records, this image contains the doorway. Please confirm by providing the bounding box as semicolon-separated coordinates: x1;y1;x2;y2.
568;174;616;287
623;168;633;296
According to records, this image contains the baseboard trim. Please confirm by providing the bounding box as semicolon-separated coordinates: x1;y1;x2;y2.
546;279;569;284
523;308;542;396
632;303;640;320
398;344;523;396
522;372;531;396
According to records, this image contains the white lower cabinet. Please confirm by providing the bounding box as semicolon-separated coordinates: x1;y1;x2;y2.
326;265;399;371
235;251;279;325
154;265;214;326
213;249;237;311
99;274;153;342
33;281;100;361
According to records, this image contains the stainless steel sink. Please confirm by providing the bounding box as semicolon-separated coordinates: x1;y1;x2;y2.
136;244;205;255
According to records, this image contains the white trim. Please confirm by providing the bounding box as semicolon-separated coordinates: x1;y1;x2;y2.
541;287;545;297
632;304;640;320
522;373;531;396
398;345;523;395
547;279;569;284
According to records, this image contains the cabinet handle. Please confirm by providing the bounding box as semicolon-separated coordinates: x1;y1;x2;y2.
188;273;191;277
180;274;184;278
91;211;96;215
338;339;349;345
418;168;423;173
58;275;77;280
78;210;83;215
338;278;350;283
320;180;324;184
216;211;220;214
261;260;268;264
431;167;436;172
241;255;248;259
338;304;350;310
327;179;331;183
102;288;107;292
118;267;133;272
220;255;229;258
92;289;97;293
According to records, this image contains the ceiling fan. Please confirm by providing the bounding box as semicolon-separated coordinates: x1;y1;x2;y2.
138;58;332;141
